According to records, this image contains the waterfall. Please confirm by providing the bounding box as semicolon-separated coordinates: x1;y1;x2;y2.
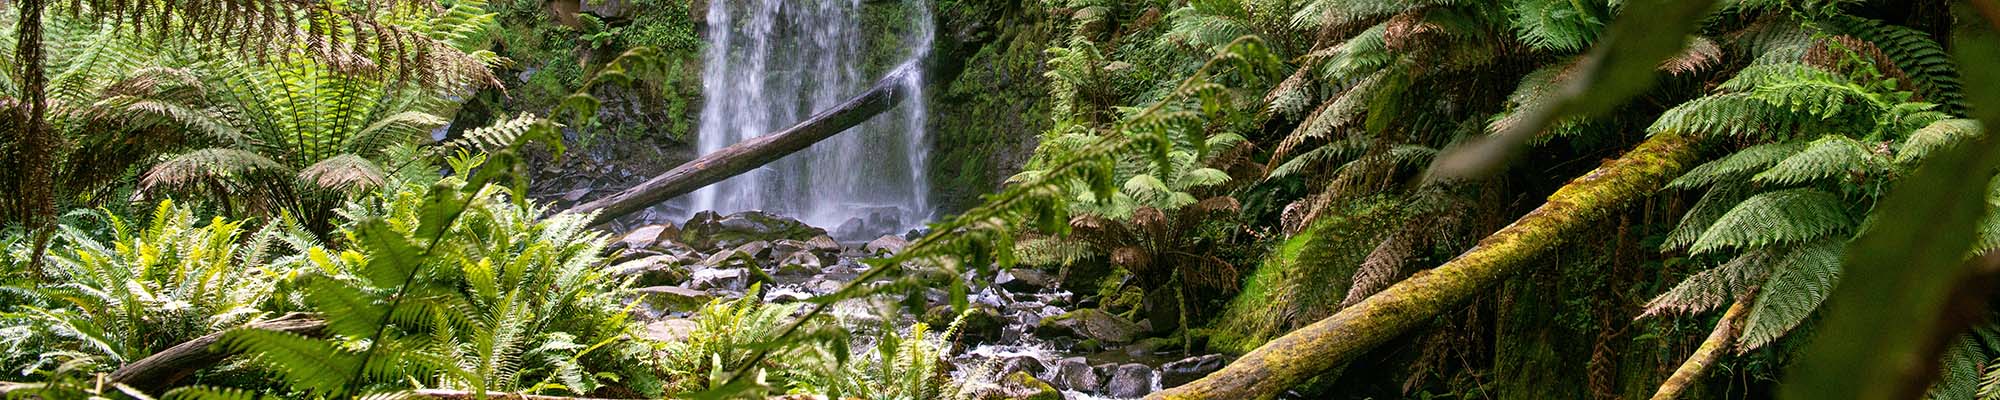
688;0;933;239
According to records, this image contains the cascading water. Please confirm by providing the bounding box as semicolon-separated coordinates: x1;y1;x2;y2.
687;0;933;238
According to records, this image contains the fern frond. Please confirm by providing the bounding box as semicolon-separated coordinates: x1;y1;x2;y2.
1507;0;1605;52
1750;135;1884;186
1736;238;1843;351
299;154;388;193
1689;189;1852;255
140;148;290;192
1897;119;1982;166
1665;180;1753;251
1671;142;1805;189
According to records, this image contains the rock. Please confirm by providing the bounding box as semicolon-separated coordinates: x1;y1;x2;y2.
922;304;1005;344
771;260;819;282
634;286;715;314
865;235;910;255
679;211;828;251
1159;354;1230;388
1035;309;1145;345
805;235;841;253
1050;357;1100;393
832;207;907;241
701;249;757;270
996;268;1055;293
609;255;692;287
991;371;1065;400
732;240;772;260
607;248;662;265
769;239;810;256
641;318;698;343
686;268;750;291
615;224;674;250
998;355;1047;377
1104;363;1154;398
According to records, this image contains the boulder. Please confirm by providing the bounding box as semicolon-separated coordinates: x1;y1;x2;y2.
865;234;910;255
1104;363;1155;398
1050;357;1100;393
805;235;842;254
614;224;675;250
641;318;698;343
634;286;715;314
608;255;692;287
1035;309;1145;345
1159;354;1230;388
995;268;1055;293
686;268;751;291
679;211;828;251
831;206;908;241
988;371;1064;400
732;240;773;261
997;355;1047;378
700;249;757;270
922;304;1005;344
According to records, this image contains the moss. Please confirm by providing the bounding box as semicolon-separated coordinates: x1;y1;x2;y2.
1204;198;1405;354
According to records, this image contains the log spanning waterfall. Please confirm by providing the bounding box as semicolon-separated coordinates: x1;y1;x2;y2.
686;0;933;238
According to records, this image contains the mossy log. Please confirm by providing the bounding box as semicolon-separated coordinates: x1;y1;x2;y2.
1651;295;1752;400
109;312;325;394
1151;131;1702;400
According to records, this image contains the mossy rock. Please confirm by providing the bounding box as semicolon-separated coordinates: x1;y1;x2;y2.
678;211;828;251
996;371;1064;400
1036;308;1143;345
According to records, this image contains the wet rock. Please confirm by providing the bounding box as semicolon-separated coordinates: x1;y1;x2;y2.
1050;357;1100;393
865;235;910;255
771;261;820;283
614;224;675;250
634;286;715;314
923;304;1005;344
641;318;698;343
679;211;827;251
687;268;750;291
1035;309;1144;345
805;235;842;254
609;255;692;287
832;207;908;241
996;268;1055;293
701;249;757;270
607;248;662;265
732;240;773;260
1104;363;1154;398
1159;354;1230;388
773;246;827;270
989;371;1065;400
998;355;1047;377
769;239;810;257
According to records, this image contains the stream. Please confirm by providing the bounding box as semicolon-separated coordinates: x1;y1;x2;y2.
607;211;1231;399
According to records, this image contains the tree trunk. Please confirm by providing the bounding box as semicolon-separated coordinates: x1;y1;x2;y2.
108;313;325;394
1149;131;1702;400
1650;293;1753;400
563;62;919;226
13;0;54;276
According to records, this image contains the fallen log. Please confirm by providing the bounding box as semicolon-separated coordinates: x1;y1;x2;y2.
1149;131;1702;399
108;312;325;394
565;62;919;226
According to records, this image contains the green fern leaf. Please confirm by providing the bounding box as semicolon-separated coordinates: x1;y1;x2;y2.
1690;189;1853;255
1737;238;1844;351
1751;135;1883;186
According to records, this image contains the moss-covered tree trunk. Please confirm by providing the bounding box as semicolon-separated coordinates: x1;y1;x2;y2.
1151;131;1702;400
1650;295;1751;400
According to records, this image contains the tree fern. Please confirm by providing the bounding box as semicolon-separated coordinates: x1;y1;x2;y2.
1749;135;1885;187
1688;188;1851;255
1506;0;1606;52
1734;237;1842;351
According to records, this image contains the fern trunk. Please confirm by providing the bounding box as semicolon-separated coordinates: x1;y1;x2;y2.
1650;295;1752;400
1150;131;1702;400
11;0;53;275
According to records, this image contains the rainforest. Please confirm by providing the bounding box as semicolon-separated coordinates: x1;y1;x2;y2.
4;0;2000;399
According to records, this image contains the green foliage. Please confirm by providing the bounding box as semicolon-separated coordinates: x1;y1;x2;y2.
0;200;305;374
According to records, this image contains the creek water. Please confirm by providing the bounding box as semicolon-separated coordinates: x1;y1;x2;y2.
686;0;933;237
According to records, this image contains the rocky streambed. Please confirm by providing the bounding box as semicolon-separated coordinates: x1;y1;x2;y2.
606;210;1230;399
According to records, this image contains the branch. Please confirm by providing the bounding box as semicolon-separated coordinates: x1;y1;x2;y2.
108;312;325;394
